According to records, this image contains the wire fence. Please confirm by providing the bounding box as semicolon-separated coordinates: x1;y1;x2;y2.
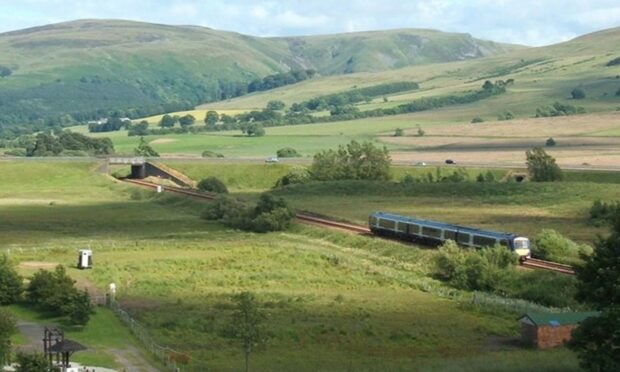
107;299;205;371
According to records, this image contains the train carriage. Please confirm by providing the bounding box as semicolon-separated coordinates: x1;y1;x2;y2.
369;212;531;259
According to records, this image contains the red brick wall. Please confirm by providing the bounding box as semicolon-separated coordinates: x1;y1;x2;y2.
535;325;577;349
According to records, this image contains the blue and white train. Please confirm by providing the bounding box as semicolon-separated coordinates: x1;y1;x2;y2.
369;212;531;259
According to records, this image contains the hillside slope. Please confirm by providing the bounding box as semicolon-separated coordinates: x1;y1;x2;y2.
0;19;521;130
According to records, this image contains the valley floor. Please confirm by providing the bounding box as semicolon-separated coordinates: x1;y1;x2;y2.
2;160;606;370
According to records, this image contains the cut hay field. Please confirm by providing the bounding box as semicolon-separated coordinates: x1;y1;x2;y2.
1;160;583;371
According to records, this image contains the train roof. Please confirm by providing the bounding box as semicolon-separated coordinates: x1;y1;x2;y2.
371;211;520;239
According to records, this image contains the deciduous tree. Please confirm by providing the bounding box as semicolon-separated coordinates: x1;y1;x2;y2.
229;292;267;372
526;147;562;181
569;211;620;371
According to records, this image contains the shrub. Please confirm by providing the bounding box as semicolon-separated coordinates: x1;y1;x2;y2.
0;255;22;305
201;150;224;158
26;265;94;325
616;87;620;97
435;241;577;307
535;102;585;117
134;137;159;157
606;57;620;66
471;117;484;123
401;174;415;186
393;128;404;137
15;352;54;372
435;242;516;291
533;229;592;264
274;166;311;188
197;177;228;194
266;100;286;111
571;87;586;99
589;200;620;227
64;289;95;326
526;147;562;182
201;193;294;233
4;148;26;156
497;111;514;121
415;126;425;137
310;140;391;181
276;147;300;158
546;137;556;147
476;171;496;183
0;309;16;365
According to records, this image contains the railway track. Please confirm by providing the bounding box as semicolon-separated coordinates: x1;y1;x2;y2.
521;258;575;275
124;178;371;233
122;178;575;275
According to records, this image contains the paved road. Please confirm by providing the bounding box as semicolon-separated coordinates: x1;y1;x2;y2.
3;155;620;172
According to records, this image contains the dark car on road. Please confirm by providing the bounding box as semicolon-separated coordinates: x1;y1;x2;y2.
445;159;455;164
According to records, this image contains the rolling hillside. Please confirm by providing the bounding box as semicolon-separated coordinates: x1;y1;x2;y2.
0;19;521;130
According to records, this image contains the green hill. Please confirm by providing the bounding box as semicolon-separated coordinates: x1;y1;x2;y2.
0;19;521;132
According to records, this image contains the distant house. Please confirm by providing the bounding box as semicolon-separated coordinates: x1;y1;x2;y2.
87;118;108;125
519;311;598;349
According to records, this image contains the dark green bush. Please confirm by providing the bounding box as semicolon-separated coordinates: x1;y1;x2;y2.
276;147;301;158
546;137;556;147
572;87;586;99
26;266;94;325
435;241;577;307
201;193;294;233
393;128;404;137
607;57;620;66
497;111;514;121
533;229;592;265
197;177;228;194
310;140;391;181
0;256;22;305
3;148;27;156
590;200;620;226
476;171;496;183
0;308;16;365
535;102;585;117
471;117;484;123
201;150;224;158
274;167;311;188
15;352;57;372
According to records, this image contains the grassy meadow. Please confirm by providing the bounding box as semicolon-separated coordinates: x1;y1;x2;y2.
0;159;587;370
82;48;620;164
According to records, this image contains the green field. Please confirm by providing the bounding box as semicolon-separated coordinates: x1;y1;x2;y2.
86;30;620;162
0;160;586;370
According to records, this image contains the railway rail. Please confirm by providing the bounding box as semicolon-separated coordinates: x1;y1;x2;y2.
521;257;576;275
122;178;575;275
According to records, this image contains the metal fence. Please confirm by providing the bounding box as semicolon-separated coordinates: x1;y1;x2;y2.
107;300;201;371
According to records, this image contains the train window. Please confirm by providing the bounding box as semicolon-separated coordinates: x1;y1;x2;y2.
397;222;407;232
369;216;378;226
408;224;419;234
378;218;396;229
457;233;470;244
422;226;441;238
444;230;456;240
473;235;497;247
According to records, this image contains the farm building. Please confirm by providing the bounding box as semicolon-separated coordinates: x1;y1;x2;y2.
519;311;598;349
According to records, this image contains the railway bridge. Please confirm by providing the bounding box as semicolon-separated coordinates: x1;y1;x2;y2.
103;157;195;187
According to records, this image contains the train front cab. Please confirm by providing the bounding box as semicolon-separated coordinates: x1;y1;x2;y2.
512;237;531;260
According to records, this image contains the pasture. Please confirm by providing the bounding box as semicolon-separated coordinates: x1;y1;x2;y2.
73;29;620;166
0;160;585;370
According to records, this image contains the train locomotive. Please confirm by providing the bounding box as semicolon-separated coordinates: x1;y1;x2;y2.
369;212;531;259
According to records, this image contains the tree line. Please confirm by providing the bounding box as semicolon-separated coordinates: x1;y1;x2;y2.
13;132;115;157
196;80;506;134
